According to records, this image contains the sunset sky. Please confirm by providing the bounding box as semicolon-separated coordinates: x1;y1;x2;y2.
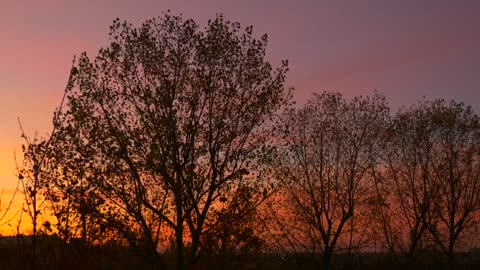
0;0;479;201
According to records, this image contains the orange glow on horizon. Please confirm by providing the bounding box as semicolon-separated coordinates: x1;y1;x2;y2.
1;0;480;237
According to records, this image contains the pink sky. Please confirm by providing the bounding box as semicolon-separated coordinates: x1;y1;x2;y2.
0;0;479;193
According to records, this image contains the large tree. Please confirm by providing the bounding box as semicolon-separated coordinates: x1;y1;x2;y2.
40;12;289;270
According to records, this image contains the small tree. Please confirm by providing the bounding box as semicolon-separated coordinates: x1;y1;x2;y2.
274;92;389;270
201;186;265;270
16;61;85;269
18;133;53;269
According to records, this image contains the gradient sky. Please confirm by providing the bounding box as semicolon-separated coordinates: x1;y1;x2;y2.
0;0;479;194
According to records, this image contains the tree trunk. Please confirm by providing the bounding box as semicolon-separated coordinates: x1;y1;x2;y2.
447;239;455;264
323;246;333;270
176;199;184;270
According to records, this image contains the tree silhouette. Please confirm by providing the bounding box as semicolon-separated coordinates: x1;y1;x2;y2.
15;10;480;270
422;100;480;263
272;92;389;270
374;103;441;263
201;185;265;270
41;12;290;270
373;99;480;265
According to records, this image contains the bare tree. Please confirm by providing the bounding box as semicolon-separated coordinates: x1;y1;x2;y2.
375;100;480;264
425;100;480;262
373;104;440;263
273;92;389;270
44;12;290;270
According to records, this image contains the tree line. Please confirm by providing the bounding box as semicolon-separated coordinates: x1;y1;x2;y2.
7;12;480;270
